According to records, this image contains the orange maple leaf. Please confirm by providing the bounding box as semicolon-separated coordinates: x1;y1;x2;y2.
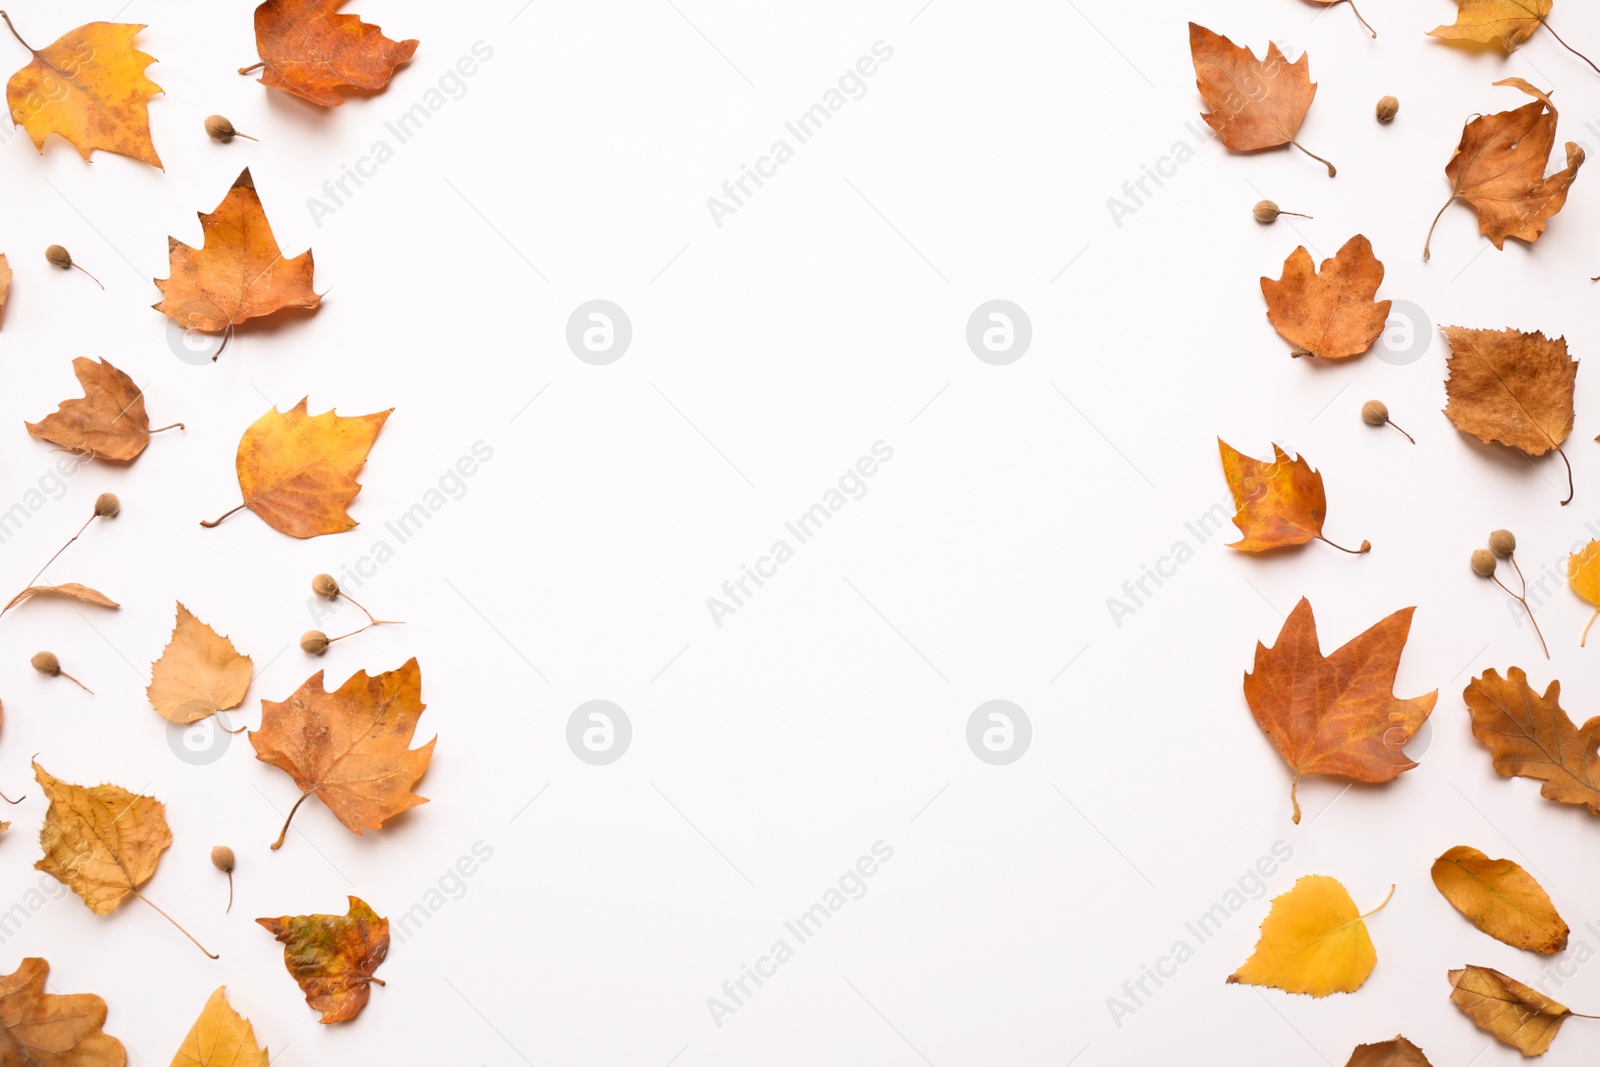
1244;598;1436;822
1260;235;1391;361
258;897;389;1023
1219;440;1369;554
244;0;418;106
1189;23;1335;175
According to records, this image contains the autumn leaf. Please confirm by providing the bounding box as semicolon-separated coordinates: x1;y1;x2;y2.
3;583;118;612
244;0;418;106
0;957;126;1066
1228;875;1392;996
0;253;10;329
33;761;215;957
148;602;253;724
1;14;162;168
201;398;391;538
257;896;389;1023
1431;846;1568;954
1345;1036;1432;1067
26;357;182;462
1219;440;1369;554
153;169;319;348
1260;235;1391;360
1424;79;1584;260
171;987;267;1067
1441;326;1577;505
1448;965;1589;1055
1189;24;1335;175
1463;667;1600;813
1430;1;1600;73
251;658;433;848
1567;541;1600;644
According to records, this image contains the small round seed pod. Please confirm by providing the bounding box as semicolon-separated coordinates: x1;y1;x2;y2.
1376;95;1399;124
1362;400;1389;426
312;573;340;599
1489;529;1517;558
300;630;329;655
94;492;120;518
44;244;71;270
30;651;59;676
210;845;235;873
1471;549;1497;578
1252;199;1311;224
204;114;257;143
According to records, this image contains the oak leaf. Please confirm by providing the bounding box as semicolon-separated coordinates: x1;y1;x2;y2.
0;957;126;1066
246;0;418;106
1566;540;1600;644
1219;440;1368;554
2;15;162;168
1228;875;1392;996
1244;598;1434;822
1463;667;1600;813
153;169;319;343
148;603;253;724
1431;845;1568;954
257;896;389;1023
251;658;433;848
1425;79;1583;260
1260;235;1390;360
1344;1036;1432;1067
3;583;118;612
1189;24;1335;175
201;398;391;538
1441;326;1576;504
1448;965;1585;1055
171;987;267;1067
26;357;180;462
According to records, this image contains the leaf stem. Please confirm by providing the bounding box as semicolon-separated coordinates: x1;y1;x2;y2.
1543;20;1600;75
1341;0;1376;38
1289;775;1301;824
1290;139;1336;176
270;791;313;850
149;422;185;434
0;790;25;805
1556;446;1574;505
238;61;265;74
1583;608;1599;648
199;503;247;528
1358;884;1396;919
1315;534;1371;555
1424;194;1459;261
133;890;217;958
0;11;34;53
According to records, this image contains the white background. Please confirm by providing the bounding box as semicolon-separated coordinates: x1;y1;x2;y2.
0;0;1599;1063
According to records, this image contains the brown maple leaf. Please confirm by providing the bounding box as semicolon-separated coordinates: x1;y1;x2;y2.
243;0;418;107
1244;598;1436;823
1189;23;1335;175
1424;78;1584;261
1218;439;1368;554
258;896;389;1023
1261;235;1390;360
1463;667;1600;813
26;357;182;462
251;658;434;849
1441;326;1577;505
0;958;126;1066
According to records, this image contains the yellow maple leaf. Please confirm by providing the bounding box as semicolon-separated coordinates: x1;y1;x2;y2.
1429;0;1552;51
1228;875;1393;996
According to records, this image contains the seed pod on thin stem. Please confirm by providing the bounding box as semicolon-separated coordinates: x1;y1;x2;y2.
302;574;403;654
204;114;257;143
1253;199;1312;224
30;651;92;693
1472;538;1549;658
300;630;329;655
211;845;235;912
44;245;102;289
1361;400;1414;443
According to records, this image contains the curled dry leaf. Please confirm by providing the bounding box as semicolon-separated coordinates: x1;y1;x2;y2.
257;896;389;1023
153;169;319;340
1260;235;1391;360
1463;667;1600;813
147;602;253;724
250;658;433;848
1431;845;1568;954
1189;23;1334;175
1425;79;1584;260
1344;1036;1433;1067
2;15;162;168
26;357;179;462
1448;965;1589;1055
3;583;118;612
247;0;418;106
0;957;126;1066
1244;598;1435;822
1228;875;1392;996
202;398;391;538
170;987;267;1067
1441;326;1577;505
1219;440;1367;554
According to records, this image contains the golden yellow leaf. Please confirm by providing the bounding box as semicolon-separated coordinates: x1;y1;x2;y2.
148;602;253;724
1429;0;1551;50
1568;540;1600;645
2;15;161;168
0;253;10;329
1431;845;1568;954
170;987;267;1067
1228;875;1392;996
1448;965;1580;1055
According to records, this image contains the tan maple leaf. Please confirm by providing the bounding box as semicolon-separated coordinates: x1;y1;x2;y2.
26;357;182;462
1189;23;1335;175
1261;235;1391;360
